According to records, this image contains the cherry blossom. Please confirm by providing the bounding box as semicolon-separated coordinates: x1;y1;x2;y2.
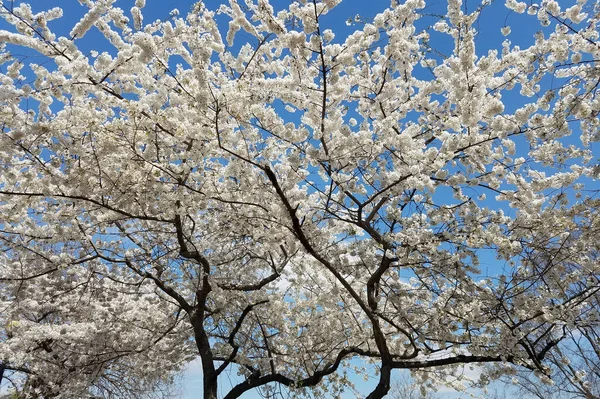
0;0;598;398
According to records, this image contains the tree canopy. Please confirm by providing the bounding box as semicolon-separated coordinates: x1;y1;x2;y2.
0;0;599;398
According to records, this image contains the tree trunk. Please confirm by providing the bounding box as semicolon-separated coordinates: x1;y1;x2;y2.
366;365;392;399
203;372;218;399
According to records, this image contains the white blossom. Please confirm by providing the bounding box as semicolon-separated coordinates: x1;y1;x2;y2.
0;1;598;398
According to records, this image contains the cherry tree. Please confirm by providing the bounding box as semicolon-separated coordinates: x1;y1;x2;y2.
488;250;600;399
0;0;599;398
497;324;600;399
